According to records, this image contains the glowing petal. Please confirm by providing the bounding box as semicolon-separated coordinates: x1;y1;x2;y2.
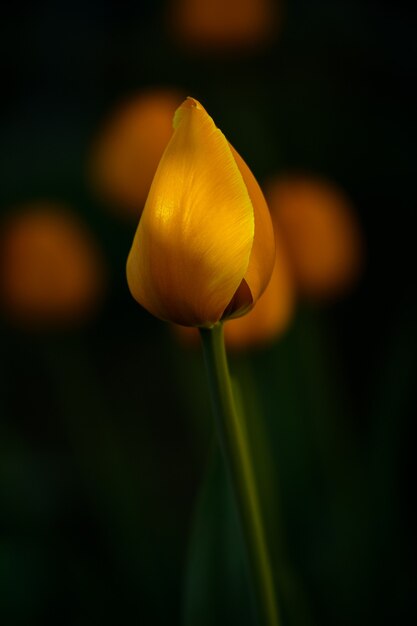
170;0;278;54
230;145;275;305
224;231;293;349
174;230;293;349
127;98;255;326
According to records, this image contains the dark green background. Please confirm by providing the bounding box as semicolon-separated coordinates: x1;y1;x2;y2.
1;1;416;624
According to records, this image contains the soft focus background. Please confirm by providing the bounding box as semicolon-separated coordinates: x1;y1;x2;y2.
0;1;416;625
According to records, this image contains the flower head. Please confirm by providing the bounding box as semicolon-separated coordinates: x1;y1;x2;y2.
127;97;275;328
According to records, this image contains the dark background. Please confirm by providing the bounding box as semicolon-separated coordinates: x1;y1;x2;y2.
0;1;416;625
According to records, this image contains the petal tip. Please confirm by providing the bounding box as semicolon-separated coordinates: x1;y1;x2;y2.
173;96;204;129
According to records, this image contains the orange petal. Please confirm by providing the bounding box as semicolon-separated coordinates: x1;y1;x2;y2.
169;0;278;54
126;98;255;326
224;230;293;349
230;145;275;307
173;232;294;350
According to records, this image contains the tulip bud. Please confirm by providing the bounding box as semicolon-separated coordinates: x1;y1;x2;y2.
127;97;275;328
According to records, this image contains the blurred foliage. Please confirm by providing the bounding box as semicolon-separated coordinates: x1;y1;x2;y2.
0;1;416;625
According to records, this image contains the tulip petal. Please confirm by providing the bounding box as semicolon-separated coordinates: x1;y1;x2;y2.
229;145;275;305
224;230;294;348
126;98;255;326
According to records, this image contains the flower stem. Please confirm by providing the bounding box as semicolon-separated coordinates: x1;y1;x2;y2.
199;323;280;626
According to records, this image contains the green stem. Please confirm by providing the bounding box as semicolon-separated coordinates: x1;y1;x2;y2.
199;323;280;626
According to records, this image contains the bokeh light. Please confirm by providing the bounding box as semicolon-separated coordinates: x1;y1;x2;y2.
89;89;184;218
266;175;363;300
168;0;279;55
0;203;106;328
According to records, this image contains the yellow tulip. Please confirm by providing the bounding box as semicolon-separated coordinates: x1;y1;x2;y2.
127;97;275;328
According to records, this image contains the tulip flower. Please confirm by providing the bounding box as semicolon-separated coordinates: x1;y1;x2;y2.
127;97;275;328
127;98;280;626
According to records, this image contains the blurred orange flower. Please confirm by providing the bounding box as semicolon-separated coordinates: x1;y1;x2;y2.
266;175;363;299
0;203;106;327
168;0;278;54
224;231;293;348
89;89;184;218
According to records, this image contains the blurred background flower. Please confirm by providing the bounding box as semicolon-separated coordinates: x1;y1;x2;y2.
167;0;279;55
0;203;106;328
89;89;184;218
265;174;363;300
